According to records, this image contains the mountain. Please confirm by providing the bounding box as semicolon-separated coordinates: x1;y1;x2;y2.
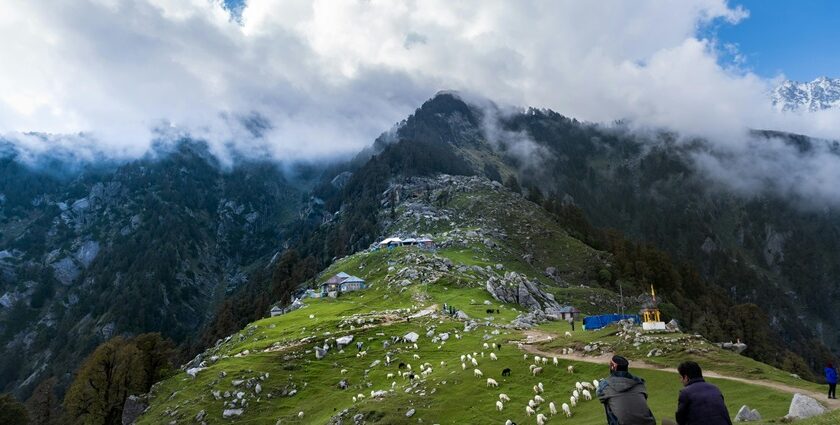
134;174;835;424
771;76;840;112
0;141;308;396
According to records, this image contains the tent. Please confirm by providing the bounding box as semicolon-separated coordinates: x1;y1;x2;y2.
583;314;640;331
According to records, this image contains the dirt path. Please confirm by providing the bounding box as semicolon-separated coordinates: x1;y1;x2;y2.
520;329;840;410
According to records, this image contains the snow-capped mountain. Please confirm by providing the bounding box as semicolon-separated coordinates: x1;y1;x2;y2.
771;76;840;112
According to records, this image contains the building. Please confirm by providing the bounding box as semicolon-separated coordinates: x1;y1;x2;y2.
318;272;366;297
270;305;284;317
557;306;581;321
641;285;667;331
375;236;435;250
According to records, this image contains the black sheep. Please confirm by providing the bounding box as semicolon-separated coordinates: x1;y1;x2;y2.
502;368;511;376
398;362;406;369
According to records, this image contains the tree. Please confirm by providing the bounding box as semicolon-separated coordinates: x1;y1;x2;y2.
64;337;143;425
0;393;29;425
26;377;60;425
131;333;176;391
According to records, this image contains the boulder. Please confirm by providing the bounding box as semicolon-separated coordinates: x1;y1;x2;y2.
734;405;761;422
223;409;244;418
121;394;148;425
786;393;828;419
315;346;328;359
336;335;354;348
403;332;420;343
405;408;416;417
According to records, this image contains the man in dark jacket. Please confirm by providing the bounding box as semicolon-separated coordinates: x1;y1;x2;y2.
674;361;732;425
596;355;656;425
825;363;837;399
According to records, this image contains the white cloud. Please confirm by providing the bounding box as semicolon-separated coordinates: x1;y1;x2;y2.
1;0;840;185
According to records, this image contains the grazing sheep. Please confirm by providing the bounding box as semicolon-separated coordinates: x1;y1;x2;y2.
569;395;577;407
496;343;502;350
501;368;511;376
406;364;412;370
490;352;498;361
575;382;583;391
538;382;544;392
471;358;479;367
534;395;545;404
529;364;537;372
533;385;541;394
386;373;394;379
413;354;420;359
487;378;499;387
536;413;548;425
564;331;572;337
398;362;406;369
496;400;504;411
413;343;418;349
340;369;348;375
356;351;367;357
532;367;543;376
461;362;466;370
534;355;541;363
386;355;391;365
357;393;365;400
505;421;514;425
582;389;592;401
541;357;548;365
352;396;357;402
528;399;537;408
562;403;572;417
483;343;490;349
499;393;511;402
391;381;396;388
526;406;536;416
572;389;580;399
553;357;558;366
592;379;600;389
298;411;305;418
549;402;557;415
440;361;446;367
481;352;485;358
581;382;593;390
460;354;466;362
474;368;484;377
567;365;575;374
523;354;528;360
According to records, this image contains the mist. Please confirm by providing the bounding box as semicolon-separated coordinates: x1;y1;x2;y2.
2;1;840;205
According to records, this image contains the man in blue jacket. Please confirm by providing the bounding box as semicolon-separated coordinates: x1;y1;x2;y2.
674;361;732;425
825;363;837;399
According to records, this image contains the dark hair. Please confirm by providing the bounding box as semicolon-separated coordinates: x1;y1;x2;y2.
678;361;703;380
612;355;629;372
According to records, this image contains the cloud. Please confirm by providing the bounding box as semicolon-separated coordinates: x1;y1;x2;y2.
1;0;840;203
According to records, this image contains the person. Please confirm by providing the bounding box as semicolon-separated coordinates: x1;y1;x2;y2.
825;363;837;399
568;316;575;331
596;355;656;425
672;361;732;425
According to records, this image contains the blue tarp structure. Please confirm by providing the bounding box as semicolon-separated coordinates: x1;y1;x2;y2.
583;314;640;330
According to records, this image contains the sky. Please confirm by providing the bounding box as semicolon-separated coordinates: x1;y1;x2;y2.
0;0;839;189
716;0;840;81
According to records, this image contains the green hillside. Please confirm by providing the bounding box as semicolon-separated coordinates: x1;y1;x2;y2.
137;176;835;424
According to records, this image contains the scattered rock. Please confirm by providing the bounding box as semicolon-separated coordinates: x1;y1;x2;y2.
786;393;828;419
734;405;761;422
403;332;420;343
405;408;416;417
223;408;244;418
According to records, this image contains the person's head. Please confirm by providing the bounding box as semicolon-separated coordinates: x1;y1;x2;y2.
677;361;703;386
609;355;629;373
828;362;834;369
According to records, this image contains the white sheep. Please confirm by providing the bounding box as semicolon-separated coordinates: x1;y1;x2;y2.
533;385;541;394
483;342;490;349
582;389;592;401
572;389;580;399
592;379;600;389
532;366;543;376
413;343;418;349
461;362;466;370
564;331;572;337
553;357;558;366
534;395;545;404
352;396;357;403
523;354;528;360
471;357;479;367
473;368;483;377
549;401;557;415
496;400;504;411
526;406;536;416
541;357;548;365
386;373;394;379
529;364;538;372
356;351;367;357
575;382;583;391
487;378;499;387
357;393;365;400
534;355;541;363
528;399;537;408
581;382;594;390
505;421;514;425
536;413;548;425
569;395;577;407
538;382;544;392
499;393;511;402
562;402;572;417
298;411;305;418
460;354;466;362
567;365;575;374
391;381;396;388
386;355;391;365
340;369;348;375
413;354;420;359
490;352;498;360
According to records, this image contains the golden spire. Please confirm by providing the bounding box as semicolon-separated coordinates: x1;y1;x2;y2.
650;285;656;303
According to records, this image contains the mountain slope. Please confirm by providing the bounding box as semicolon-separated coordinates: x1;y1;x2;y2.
0;141;306;396
772;76;840;112
136;175;830;424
